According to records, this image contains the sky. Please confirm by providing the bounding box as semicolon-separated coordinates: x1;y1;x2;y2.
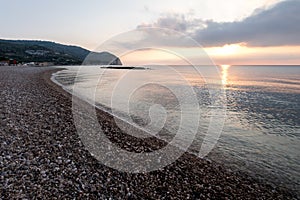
0;0;299;65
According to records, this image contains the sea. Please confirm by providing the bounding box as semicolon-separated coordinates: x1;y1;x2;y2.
52;65;300;193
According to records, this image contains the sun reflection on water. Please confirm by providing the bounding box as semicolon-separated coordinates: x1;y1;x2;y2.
221;64;230;85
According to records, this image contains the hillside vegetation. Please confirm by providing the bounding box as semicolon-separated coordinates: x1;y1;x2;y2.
0;39;122;65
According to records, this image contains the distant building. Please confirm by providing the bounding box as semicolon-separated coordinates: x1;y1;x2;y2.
0;61;9;66
22;62;55;67
38;62;54;67
24;62;36;66
25;50;49;56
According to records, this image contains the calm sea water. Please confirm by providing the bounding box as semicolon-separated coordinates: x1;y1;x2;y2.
52;65;300;192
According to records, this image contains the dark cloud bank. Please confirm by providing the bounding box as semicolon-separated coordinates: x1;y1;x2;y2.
138;0;300;47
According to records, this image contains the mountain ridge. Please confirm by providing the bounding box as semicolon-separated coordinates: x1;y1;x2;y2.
0;39;122;65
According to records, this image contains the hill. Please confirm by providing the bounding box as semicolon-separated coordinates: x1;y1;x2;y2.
0;39;122;65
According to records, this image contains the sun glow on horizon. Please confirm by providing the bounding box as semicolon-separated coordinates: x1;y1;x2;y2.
120;44;300;65
205;45;300;65
205;44;245;57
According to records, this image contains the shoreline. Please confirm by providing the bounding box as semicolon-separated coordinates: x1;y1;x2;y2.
0;66;297;199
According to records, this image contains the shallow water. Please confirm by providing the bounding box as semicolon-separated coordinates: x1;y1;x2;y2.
53;65;300;192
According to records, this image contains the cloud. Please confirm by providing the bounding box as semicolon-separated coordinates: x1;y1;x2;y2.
137;0;300;47
137;13;206;33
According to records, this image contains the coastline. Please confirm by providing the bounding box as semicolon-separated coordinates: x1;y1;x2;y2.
0;66;297;199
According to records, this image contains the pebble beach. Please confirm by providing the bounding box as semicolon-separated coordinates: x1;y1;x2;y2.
0;66;297;199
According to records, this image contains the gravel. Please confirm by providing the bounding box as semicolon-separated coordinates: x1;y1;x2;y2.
0;66;297;199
